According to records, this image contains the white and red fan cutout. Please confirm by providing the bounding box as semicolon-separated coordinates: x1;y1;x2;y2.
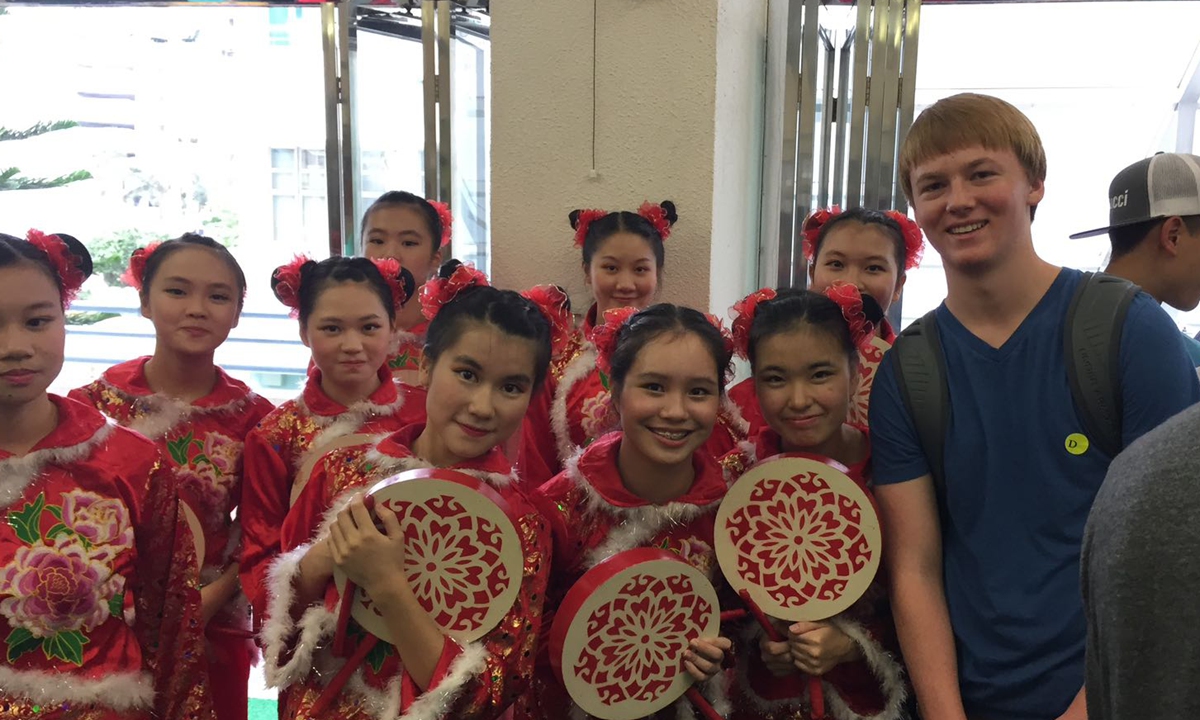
314;468;525;714
550;548;727;720
715;454;883;718
849;335;892;427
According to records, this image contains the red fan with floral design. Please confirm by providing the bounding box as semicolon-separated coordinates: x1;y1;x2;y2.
332;468;524;644
550;548;724;720
715;454;882;717
849;335;892;428
316;469;524;715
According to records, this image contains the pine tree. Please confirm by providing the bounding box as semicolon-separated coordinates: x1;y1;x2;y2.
0;8;92;192
0;121;93;191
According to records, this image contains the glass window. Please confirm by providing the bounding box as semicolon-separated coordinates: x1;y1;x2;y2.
0;5;327;404
904;1;1200;336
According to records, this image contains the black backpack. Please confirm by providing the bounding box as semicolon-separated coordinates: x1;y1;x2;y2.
890;271;1140;498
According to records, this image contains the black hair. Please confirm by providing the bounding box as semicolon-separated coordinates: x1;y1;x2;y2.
1109;215;1200;260
747;288;885;368
811;207;909;275
361;190;443;258
271;256;416;326
608;303;733;396
571;200;677;272
0;232;93;307
423;260;553;390
139;233;247;307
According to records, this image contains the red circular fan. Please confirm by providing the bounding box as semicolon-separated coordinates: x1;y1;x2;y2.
550;548;722;720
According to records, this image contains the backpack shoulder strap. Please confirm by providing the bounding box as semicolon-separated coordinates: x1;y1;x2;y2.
1064;271;1139;458
891;308;950;498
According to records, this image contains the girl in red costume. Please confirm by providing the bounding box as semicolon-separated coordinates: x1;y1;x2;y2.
71;233;274;720
722;284;907;720
519;201;746;486
360;191;452;386
263;260;563;720
728;207;924;435
521;303;736;720
239;255;422;631
0;230;211;719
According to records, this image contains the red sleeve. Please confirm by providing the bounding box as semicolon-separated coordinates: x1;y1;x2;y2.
239;426;292;626
133;451;215;720
517;380;562;487
66;384;101;410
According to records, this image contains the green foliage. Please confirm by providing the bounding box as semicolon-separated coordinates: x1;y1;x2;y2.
88;211;240;287
67;311;120;326
89;228;171;286
0;121;92;191
0;168;93;191
0;121;79;143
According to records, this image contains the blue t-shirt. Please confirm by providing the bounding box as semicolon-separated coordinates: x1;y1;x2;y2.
870;268;1200;720
1181;332;1200;366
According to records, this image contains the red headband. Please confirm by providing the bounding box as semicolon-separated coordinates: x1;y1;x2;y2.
121;242;162;292
802;205;925;271
572;209;608;248
370;257;412;310
430;200;453;248
589;305;640;376
636;201;674;241
730;287;779;360
884;210;925;271
273;254;311;318
419;263;490;321
521;285;574;361
824;282;876;355
800;206;843;262
26;229;86;306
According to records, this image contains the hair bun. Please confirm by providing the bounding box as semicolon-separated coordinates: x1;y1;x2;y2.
658;200;678;227
438;258;464;279
860;292;885;326
398;266;417;305
270;256;313;313
50;233;94;280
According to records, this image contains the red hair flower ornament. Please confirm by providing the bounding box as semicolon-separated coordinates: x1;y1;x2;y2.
419;263;490;321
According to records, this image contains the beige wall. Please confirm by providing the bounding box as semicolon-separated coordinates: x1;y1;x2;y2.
491;0;766;318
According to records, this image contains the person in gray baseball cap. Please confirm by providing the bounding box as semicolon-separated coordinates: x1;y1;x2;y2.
1072;152;1200;364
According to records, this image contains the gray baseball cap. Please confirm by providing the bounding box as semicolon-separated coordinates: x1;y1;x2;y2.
1070;152;1200;239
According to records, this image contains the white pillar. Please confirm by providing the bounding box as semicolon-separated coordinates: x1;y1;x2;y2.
491;0;767;317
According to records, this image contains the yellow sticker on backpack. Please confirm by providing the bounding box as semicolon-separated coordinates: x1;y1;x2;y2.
1065;433;1090;456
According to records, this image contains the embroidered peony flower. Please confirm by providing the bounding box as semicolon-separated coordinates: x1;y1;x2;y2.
580;393;617;438
201;433;242;481
176;465;230;521
59;490;134;562
0;536;122;638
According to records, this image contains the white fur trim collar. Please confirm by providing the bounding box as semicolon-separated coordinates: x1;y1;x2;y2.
565;451;721;571
99;378;253;440
363;448;518;491
292;393;406;490
0;422;114;509
720;394;751;440
0;664;153;712
550;345;598;467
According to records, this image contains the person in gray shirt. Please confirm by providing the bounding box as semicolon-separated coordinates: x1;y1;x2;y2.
1082;402;1200;719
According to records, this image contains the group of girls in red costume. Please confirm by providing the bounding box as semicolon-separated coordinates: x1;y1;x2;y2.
0;191;923;720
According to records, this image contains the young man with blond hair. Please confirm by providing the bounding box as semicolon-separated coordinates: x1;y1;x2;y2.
868;93;1200;720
